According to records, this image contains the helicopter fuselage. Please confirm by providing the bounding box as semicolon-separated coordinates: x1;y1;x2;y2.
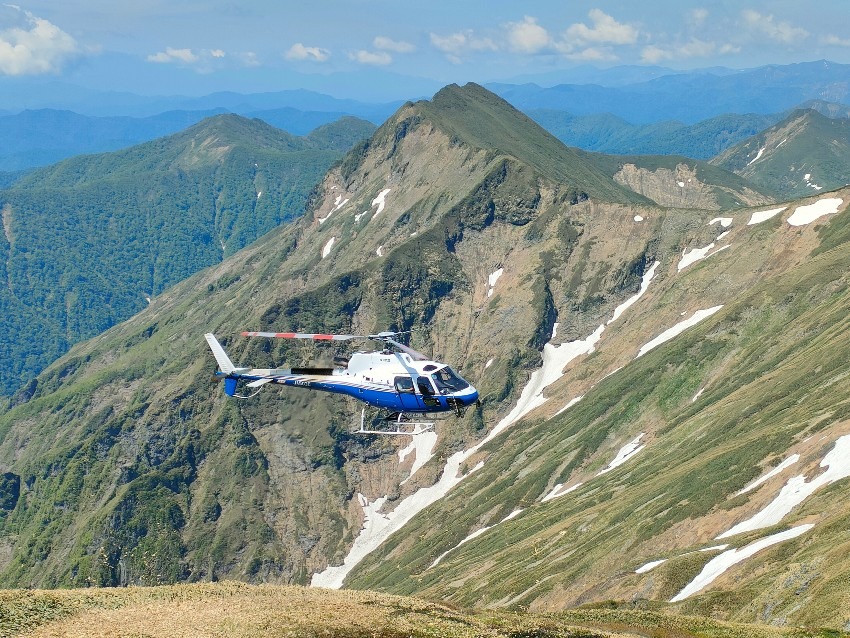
210;341;479;415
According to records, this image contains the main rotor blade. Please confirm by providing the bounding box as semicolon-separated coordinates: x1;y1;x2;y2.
384;337;430;361
241;331;363;341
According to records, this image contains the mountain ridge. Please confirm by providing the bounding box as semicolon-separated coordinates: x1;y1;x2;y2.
1;83;849;630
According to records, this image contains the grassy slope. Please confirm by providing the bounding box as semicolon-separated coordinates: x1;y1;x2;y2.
346;192;850;628
712;110;850;199
1;582;843;638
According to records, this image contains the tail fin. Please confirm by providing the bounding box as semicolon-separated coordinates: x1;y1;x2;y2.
205;333;237;374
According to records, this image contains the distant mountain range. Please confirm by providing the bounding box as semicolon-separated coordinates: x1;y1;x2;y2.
488;60;850;124
4;60;850;173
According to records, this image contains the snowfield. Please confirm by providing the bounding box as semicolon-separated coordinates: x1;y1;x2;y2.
786;197;843;226
636;306;723;358
671;525;814;601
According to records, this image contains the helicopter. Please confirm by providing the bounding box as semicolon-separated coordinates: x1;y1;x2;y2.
204;330;480;435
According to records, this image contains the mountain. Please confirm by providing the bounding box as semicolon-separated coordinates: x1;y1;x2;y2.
529;110;785;159
489;60;850;124
0;114;373;394
711;109;850;198
0;108;378;172
0;78;405;119
1;82;849;629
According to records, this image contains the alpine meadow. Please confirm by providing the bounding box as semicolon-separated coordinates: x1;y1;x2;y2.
1;62;850;637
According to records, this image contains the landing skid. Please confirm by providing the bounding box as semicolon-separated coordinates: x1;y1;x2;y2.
357;408;435;436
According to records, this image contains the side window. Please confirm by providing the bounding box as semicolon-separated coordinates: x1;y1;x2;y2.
416;377;434;396
394;376;414;393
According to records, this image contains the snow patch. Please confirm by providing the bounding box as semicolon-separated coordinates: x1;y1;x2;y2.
636;559;666;574
692;388;705;403
608;261;659;325
786;197;843;226
398;431;438;484
735;455;800;497
376;245;383;257
484;358;494;369
804;173;823;191
318;195;349;224
312;261;664;588
555;395;583;416
321;237;335;259
747;207;786;225
597;433;645;475
429;509;524;569
637;306;723;358
371;188;391;218
256;191;262;199
541;482;582;503
634;215;644;222
671;525;814;601
487;267;503;298
747;147;765;166
355;211;368;223
709;217;733;228
718;435;850;538
679;244;715;271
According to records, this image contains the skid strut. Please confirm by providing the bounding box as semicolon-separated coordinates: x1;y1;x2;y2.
358;408;434;436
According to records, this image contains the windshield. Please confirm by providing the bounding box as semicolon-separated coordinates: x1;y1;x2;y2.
431;366;470;394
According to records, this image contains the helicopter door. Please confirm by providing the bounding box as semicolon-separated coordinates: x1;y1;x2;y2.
415;376;441;409
393;376;423;411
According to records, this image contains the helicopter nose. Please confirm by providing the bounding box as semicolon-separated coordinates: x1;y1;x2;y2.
461;385;479;406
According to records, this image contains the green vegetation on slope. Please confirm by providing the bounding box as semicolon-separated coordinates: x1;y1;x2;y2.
347;195;850;629
0;114;372;394
712;109;850;198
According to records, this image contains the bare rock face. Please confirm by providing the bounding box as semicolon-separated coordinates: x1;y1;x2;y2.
614;162;772;209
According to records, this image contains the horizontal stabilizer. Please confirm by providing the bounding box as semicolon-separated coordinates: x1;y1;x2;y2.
246;378;274;388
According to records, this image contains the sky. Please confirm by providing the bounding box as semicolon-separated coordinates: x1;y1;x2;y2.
2;1;850;100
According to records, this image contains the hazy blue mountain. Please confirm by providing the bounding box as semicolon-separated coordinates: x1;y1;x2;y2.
0;108;378;171
528;110;786;159
489;60;850;124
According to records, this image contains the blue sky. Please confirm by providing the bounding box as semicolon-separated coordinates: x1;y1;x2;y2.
3;1;850;98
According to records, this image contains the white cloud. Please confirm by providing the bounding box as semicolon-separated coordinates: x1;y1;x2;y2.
147;47;198;64
430;30;497;61
640;38;739;64
373;36;414;53
564;9;638;46
284;42;330;62
350;49;392;65
689;8;709;26
237;51;260;67
506;16;550;54
566;46;618;62
742;10;808;43
825;34;850;47
0;5;80;75
210;49;225;58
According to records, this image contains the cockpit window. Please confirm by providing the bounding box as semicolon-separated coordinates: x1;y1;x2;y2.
431;367;470;394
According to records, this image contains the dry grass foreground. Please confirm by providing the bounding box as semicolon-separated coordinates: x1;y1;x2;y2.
0;582;846;638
